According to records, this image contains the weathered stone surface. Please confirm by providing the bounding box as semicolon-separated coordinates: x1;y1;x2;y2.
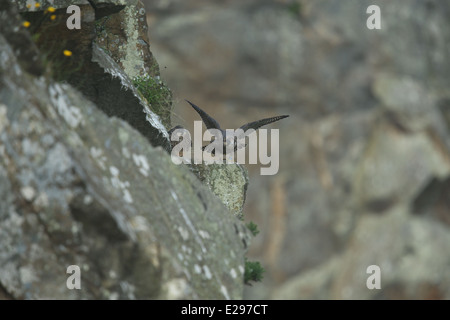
189;163;249;219
17;0;171;140
90;0;130;19
95;1;158;79
90;42;171;151
94;0;172;127
0;1;44;76
1;1;249;300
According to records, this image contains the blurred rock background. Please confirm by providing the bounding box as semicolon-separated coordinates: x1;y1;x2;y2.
143;0;450;299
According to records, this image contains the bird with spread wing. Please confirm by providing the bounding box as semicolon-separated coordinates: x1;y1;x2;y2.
169;100;289;155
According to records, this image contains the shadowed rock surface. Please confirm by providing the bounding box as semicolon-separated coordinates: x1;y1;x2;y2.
0;0;249;299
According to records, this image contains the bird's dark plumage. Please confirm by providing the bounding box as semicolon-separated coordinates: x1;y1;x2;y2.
185;100;221;130
185;100;288;135
239;115;289;132
171;100;289;154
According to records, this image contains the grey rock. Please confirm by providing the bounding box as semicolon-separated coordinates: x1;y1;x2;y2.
353;119;450;212
189;163;249;220
0;1;248;299
273;205;450;299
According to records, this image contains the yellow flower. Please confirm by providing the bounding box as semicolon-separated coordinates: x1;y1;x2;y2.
23;21;31;28
63;50;73;57
50;15;56;20
35;3;40;8
26;4;31;8
46;6;56;13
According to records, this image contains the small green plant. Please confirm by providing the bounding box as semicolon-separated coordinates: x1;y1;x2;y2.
246;221;260;237
244;258;265;285
133;75;172;127
286;1;302;17
244;221;264;285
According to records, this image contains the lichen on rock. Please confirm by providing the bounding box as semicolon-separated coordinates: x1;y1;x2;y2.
0;0;250;300
189;163;249;219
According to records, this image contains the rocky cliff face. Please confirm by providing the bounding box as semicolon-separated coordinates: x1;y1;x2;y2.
0;0;249;299
3;0;450;301
145;0;450;299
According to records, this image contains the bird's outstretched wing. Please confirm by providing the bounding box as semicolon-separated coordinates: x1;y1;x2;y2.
239;115;289;132
185;100;221;130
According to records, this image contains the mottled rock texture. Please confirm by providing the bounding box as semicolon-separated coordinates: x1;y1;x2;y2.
0;0;249;299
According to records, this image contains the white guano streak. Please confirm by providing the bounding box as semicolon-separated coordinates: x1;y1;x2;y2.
170;190;207;253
